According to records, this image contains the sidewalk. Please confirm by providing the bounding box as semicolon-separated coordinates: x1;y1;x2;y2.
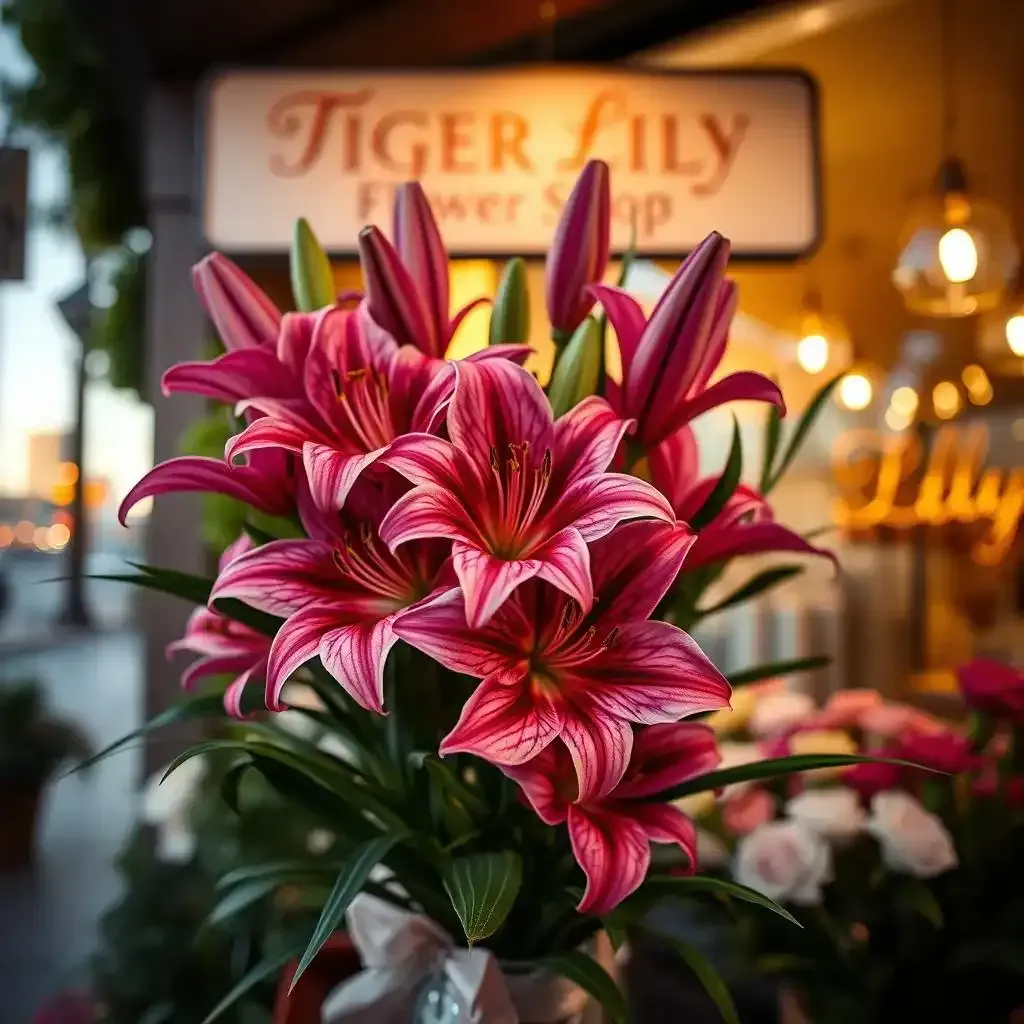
0;631;142;1023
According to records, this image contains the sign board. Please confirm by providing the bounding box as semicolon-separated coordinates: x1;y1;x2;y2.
0;147;28;281
202;68;820;259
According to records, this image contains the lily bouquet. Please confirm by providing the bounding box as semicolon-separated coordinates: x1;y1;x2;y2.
111;160;858;1023
694;666;1024;1024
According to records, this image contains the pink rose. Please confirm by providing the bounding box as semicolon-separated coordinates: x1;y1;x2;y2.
845;750;903;799
816;688;884;729
858;702;943;739
896;730;979;776
722;787;777;835
958;659;1024;722
734;821;833;905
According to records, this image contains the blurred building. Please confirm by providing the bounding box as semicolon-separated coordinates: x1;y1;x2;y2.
74;0;1024;730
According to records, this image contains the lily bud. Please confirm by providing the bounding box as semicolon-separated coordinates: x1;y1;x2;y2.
489;257;530;344
393;182;449;354
547;316;603;417
192;252;281;352
358;225;432;351
290;218;336;313
545;159;610;337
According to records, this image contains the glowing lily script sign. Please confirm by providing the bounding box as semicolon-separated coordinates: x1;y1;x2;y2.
201;69;819;257
832;425;1024;565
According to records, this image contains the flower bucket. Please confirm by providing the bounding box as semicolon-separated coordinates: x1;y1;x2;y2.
0;778;42;871
274;934;362;1024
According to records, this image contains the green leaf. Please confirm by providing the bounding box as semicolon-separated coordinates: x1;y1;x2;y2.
605;922;628;952
548;316;603;416
205;878;280;929
489;257;530;344
443;851;523;944
648;930;739;1024
765;373;843;492
690;415;742;531
899;882;944;929
200;944;302;1024
726;656;831;688
638;875;801;927
698;565;804;617
290;834;404;990
616;208;639;287
650;754;922;802
92;562;214;605
218;860;339;891
210;598;283;638
69;693;225;774
539;950;627;1024
760;392;783;492
423;756;490;818
220;758;252;814
291;217;336;312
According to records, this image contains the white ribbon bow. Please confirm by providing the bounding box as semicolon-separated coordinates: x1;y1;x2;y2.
320;894;590;1024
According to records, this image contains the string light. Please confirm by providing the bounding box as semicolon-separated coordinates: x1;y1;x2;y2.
838;372;873;411
933;380;961;419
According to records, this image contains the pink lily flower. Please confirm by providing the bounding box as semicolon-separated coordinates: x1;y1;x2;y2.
193;252;282;352
393;520;729;800
649;426;836;570
379;358;676;627
590;232;784;452
505;722;720;913
545;159;610;336
208;494;449;714
359;183;492;360
166;536;272;717
162;310;317;405
225;304;454;514
118;447;297;525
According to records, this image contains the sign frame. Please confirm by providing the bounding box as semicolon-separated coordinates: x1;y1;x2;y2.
196;64;823;263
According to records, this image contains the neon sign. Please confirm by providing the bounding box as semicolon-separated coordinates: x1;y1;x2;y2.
832;424;1024;565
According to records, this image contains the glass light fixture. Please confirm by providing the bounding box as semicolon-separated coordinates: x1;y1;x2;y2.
791;288;852;376
837;371;874;412
892;159;1018;317
976;286;1024;375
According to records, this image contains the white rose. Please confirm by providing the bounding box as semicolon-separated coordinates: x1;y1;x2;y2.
786;787;866;844
748;691;816;738
867;790;958;878
734;821;833;906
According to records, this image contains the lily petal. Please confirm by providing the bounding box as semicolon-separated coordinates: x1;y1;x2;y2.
452;543;543;628
381;433;468;491
226;416;319;462
440;671;562;765
614;722;721;799
391;587;528;677
588;520;695;626
587;283;647;387
665;371;786;436
118;456;290;524
501;746;569;825
464;343;532;365
161;348;290;403
223;663;264;719
393;182;449;353
551;396;634;491
192;252;282;352
320;615;397;714
303;442;388;512
630;803;698;873
569;805;650;915
265;606;343;710
180;653;259;693
689;520;837;570
449;360;553;478
533;527;593;614
379;485;478;551
560;707;633;801
210;539;339;618
582;620;731;724
556;473;675;541
648;427;701;518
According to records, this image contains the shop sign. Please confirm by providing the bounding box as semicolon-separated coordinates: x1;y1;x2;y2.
832;425;1024;565
201;68;819;258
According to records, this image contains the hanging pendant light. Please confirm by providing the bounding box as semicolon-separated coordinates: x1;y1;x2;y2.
977;268;1024;374
791;287;852;376
892;0;1018;317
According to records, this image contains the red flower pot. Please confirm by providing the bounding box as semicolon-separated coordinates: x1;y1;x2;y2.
273;935;361;1024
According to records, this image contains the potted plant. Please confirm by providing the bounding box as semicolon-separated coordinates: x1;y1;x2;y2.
0;680;91;870
105;160;906;1024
